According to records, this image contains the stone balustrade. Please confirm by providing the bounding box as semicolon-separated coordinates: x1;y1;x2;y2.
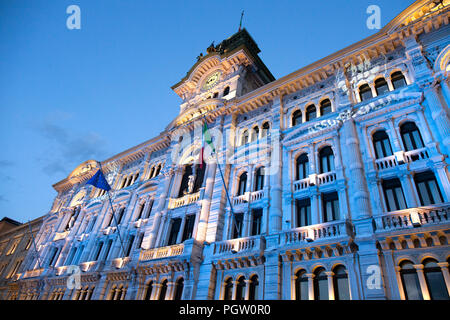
282;220;347;245
212;235;265;256
168;191;200;209
139;243;185;261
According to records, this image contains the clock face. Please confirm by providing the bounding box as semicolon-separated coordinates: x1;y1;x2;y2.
202;71;221;90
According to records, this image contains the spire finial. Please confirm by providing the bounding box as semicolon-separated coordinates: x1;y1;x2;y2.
238;10;244;32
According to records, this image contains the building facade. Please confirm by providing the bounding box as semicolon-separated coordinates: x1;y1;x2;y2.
2;0;450;300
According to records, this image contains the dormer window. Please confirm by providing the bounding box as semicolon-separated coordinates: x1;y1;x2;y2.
223;86;230;96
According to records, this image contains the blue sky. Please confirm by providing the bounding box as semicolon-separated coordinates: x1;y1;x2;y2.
0;0;413;223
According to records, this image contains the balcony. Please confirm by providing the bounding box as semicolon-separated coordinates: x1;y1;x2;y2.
139;243;185;261
79;261;98;272
22;268;44;279
111;256;131;269
282;220;350;245
168;191;200;209
293;172;336;192
375;148;430;171
211;235;265;257
53;230;70;241
232;190;266;206
373;204;449;232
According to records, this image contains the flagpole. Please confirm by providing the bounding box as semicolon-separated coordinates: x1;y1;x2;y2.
96;162;127;258
201;117;241;236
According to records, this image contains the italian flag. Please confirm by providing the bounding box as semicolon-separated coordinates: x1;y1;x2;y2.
199;121;215;169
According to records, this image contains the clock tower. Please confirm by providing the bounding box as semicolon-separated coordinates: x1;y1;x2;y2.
170;29;275;127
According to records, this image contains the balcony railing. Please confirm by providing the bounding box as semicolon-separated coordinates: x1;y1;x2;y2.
404;147;429;163
375;148;430;171
168;191;200;209
232;190;266;206
293;178;310;191
22;268;44;279
374;205;449;232
139;243;185;261
375;155;398;170
53;231;70;241
282;220;347;245
316;171;336;185
212;235;265;256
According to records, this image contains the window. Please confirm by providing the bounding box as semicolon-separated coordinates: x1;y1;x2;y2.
296;153;309;180
116;207;125;225
181;214;196;242
305;104;317;121
375;77;389;96
322;192;339;222
232;213;243;239
125;235;135;257
319;146;334;174
372;130;393;159
159;280;168;300
359;83;373;101
7;260;22;279
236;276;246;300
295;270;309;300
237;172;247;196
135;203;145;220
65;247;77;265
213;92;218;98
178;165;193;197
254;167;265;191
292;110;302;126
194;163;206;192
313;267;328;300
144;281;153;300
261;122;270;137
251;209;262;236
174;278;184;300
250;126;259;142
400;122;424;151
102;239;113;261
296;198;311;227
167;218;181;246
320;99;332;116
223;86;230;96
382;178;407;211
154;164;162;177
223;278;233;300
391;71;407;89
414;171;444;206
93;241;103;261
423;258;449;300
248;275;259;300
241;130;249;146
333;265;350;300
144;199;153;219
48;247;59;267
148;167;155;179
400;261;423;300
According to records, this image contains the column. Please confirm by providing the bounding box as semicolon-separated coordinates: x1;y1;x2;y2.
306;273;315;300
291;275;297;300
151;283;162;300
394;266;406;300
326;271;335;300
413;264;430;300
176;216;187;244
399;171;419;208
437;262;450;297
231;281;238;300
310;189;320;225
167;282;176;300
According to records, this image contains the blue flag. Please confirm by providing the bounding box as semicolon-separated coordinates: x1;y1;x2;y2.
86;169;111;191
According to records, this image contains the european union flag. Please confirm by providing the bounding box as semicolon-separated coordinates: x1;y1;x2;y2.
86;169;111;191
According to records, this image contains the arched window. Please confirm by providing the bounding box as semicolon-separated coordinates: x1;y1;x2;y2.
144;281;153;300
292;110;302;126
174;278;184;300
223;278;233;300
313;267;329;300
194;163;206;193
236;276;246;300
319;146;334;174
372;130;393;159
223;86;230;96
423;258;449;300
237;172;247;196
333;265;350;300
241;130;249;146
295;270;308;300
250;126;259;142
320;99;332;116
296;153;309;180
400;122;424;151
391;71;407;89
305;104;317;121
159;280;168;300
254;167;265;191
261;122;270;137
178;164;193;197
399;260;423;300
375;77;389;96
155;164;162;177
248;275;259;300
359;83;373;101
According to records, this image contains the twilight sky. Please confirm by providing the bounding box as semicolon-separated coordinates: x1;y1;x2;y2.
0;0;413;223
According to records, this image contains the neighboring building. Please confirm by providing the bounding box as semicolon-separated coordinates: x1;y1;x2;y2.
2;0;450;300
0;217;44;300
